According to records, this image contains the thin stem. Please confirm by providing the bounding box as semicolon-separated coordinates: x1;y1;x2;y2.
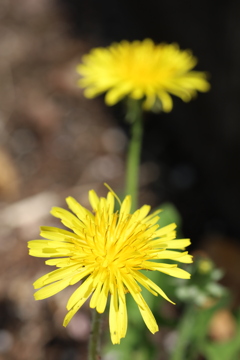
170;305;196;360
88;310;102;360
125;99;144;212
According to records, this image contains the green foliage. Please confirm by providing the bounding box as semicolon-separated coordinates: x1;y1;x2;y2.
170;296;229;360
201;310;240;360
174;257;227;306
170;256;240;360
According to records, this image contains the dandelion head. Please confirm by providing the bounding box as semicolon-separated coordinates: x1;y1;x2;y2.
28;186;192;344
77;39;210;112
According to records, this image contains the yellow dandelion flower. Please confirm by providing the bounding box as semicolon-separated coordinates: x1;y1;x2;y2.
77;39;210;112
28;187;192;344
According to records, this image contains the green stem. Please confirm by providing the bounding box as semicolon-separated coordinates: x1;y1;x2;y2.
88;310;102;360
125;99;144;212
170;305;196;360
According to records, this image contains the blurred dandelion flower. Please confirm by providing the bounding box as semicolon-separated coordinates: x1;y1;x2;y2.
77;39;210;112
28;186;192;344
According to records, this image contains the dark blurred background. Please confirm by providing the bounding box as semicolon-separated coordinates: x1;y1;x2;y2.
0;0;240;359
59;0;240;242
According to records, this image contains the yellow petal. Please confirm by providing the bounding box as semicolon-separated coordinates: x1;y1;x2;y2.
156;250;193;263
157;91;173;112
28;240;74;249
34;278;70;300
157;266;191;279
109;290;120;344
63;289;92;327
67;276;94;311
121;272;142;295
132;270;158;296
96;277;110;313
33;264;82;289
45;258;73;267
105;83;131;106
154;223;177;237
29;248;72;258
143;261;177;270
89;282;103;309
166;238;191;249
131;291;159;334
143;94;156;110
132;205;151;222
143;209;162;224
69;266;94;286
104;183;121;206
66;196;93;220
133;270;175;304
106;192;115;214
40;226;79;242
50;207;85;232
118;294;127;338
178;254;193;263
119;196;131;219
89;190;100;211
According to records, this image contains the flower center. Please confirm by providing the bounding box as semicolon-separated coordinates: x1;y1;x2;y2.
102;257;112;268
92;245;118;270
